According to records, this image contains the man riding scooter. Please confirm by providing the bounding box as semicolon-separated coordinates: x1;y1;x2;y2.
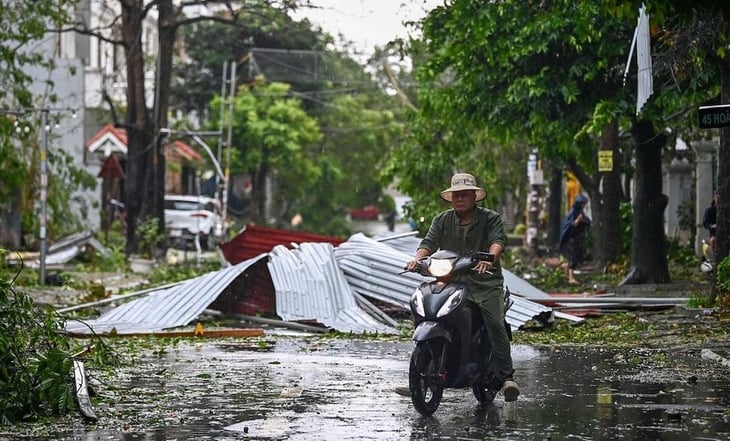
402;172;520;402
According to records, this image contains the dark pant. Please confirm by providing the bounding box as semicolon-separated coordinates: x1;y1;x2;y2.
472;288;514;381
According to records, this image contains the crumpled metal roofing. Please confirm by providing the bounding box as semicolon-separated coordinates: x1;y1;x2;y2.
64;228;567;336
338;233;556;331
65;255;266;334
268;242;398;334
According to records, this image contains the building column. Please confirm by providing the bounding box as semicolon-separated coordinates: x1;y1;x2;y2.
695;138;719;254
664;155;692;243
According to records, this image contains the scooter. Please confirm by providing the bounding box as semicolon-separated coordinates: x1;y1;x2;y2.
404;249;513;416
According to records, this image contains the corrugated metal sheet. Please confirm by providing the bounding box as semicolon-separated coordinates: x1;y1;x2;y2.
636;4;653;115
220;224;345;263
336;233;557;331
8;230;109;268
268;242;398;335
66;227;575;337
65;254;267;334
372;232;555;300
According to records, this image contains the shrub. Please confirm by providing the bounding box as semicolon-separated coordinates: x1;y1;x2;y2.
0;279;75;423
0;265;119;424
715;256;730;311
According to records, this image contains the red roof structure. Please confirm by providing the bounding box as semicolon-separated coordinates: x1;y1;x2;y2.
166;139;203;162
217;225;346;317
97;154;125;179
220;224;346;264
86;124;202;162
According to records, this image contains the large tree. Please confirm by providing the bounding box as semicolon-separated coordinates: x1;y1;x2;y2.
0;0;96;249
178;15;407;235
210;80;322;223
601;2;728;282
387;0;635;271
645;2;730;280
170;7;334;116
70;0;315;255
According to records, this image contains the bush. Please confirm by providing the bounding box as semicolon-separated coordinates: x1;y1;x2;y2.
0;267;119;424
715;256;730;311
0;280;75;423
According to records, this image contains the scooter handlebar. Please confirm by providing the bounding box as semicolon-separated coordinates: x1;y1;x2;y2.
471;251;495;262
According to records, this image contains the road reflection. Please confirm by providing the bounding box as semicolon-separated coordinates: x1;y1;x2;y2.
24;338;730;441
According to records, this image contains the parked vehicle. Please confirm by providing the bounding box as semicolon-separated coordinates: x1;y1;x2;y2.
164;195;226;250
404;250;513;416
348;205;380;220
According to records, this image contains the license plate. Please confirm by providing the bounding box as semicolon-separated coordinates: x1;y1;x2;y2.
169;229;182;237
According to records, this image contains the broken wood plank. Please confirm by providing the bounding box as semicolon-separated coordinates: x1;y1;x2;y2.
67;328;265;338
221;311;330;333
354;292;399;327
56;281;183;314
532;296;689;305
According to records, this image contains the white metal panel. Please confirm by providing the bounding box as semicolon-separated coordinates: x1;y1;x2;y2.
268;242;398;335
65;254;267;334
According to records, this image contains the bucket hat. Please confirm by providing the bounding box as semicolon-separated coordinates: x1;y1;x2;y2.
440;173;487;202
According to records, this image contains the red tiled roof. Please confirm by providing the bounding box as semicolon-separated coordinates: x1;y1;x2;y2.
85;123;127;149
86;125;203;162
167;140;203;162
220;224;346;264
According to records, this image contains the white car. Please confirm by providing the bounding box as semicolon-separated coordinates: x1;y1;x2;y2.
164;195;226;250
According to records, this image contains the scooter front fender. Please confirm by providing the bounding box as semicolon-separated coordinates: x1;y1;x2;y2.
412;321;452;342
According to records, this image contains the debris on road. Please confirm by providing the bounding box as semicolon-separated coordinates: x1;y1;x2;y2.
5;231;109;269
61;226;570;338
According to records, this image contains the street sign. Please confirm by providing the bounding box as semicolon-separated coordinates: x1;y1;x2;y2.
598;150;613;172
699;104;730;129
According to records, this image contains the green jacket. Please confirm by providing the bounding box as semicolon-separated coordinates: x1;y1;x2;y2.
418;206;507;300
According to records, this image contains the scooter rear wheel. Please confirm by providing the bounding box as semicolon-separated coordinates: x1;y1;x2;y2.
409;340;444;416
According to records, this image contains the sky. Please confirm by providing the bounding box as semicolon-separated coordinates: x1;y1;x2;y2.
291;0;441;61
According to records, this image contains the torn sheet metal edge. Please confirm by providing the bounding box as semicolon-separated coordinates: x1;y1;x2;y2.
268;242;398;335
65;254;267;334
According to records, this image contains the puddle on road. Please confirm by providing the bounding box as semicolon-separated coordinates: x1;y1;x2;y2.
14;339;730;440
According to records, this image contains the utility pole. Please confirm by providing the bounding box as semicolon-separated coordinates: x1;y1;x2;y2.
1;106;77;285
223;61;237;223
218;61;228;206
39;109;49;285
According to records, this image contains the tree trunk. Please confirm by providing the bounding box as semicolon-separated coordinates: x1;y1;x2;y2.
121;0;175;256
154;0;175;253
250;164;269;224
620;120;671;285
0;212;22;249
591;121;623;270
121;0;149;255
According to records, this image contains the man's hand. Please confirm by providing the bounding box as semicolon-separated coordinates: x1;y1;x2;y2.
406;249;431;271
405;259;419;271
473;260;493;274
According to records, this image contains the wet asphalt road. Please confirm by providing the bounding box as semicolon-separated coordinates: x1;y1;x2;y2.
30;331;730;441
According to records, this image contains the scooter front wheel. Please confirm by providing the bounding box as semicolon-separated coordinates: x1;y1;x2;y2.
472;376;498;404
409;340;445;416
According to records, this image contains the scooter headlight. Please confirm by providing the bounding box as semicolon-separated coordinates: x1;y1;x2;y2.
428;258;454;277
411;289;425;317
436;289;464;318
